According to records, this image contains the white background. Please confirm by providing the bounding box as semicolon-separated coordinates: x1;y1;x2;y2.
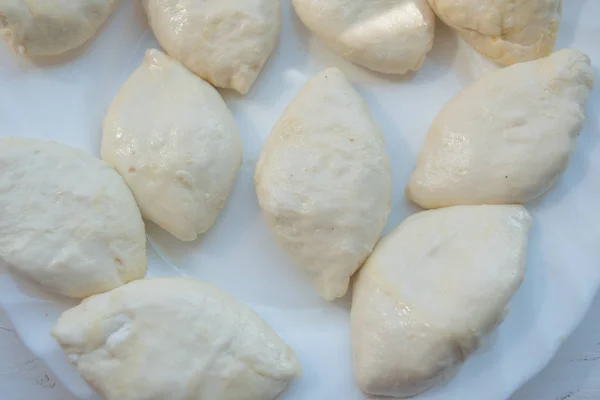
3;293;600;400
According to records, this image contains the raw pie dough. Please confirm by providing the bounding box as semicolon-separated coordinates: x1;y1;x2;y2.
293;0;435;74
255;68;391;300
351;205;531;397
142;0;280;94
0;0;118;56
407;49;594;209
0;137;146;298
52;277;301;400
102;49;242;241
428;0;562;65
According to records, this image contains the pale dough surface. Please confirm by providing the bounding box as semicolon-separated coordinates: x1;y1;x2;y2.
352;205;531;397
52;277;301;400
255;68;391;300
102;49;242;241
0;0;118;56
142;0;280;94
0;137;147;298
293;0;435;74
407;49;594;209
428;0;562;65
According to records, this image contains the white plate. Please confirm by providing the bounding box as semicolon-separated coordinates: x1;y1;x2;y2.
0;1;598;399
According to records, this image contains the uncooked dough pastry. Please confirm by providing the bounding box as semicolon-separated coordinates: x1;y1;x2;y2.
0;137;146;298
407;49;594;209
102;49;242;241
0;0;118;56
52;277;301;400
428;0;562;65
255;68;391;301
293;0;435;74
142;0;280;94
351;205;531;397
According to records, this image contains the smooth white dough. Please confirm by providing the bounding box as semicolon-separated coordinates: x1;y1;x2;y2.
407;49;594;209
293;0;435;74
102;49;242;241
142;0;280;94
0;138;147;298
351;205;531;397
255;68;391;301
52;278;301;400
0;0;118;56
428;0;561;65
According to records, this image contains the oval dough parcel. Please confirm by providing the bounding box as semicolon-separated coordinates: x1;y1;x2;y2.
52;277;301;400
255;68;392;301
102;49;243;241
428;0;561;65
351;205;532;397
0;0;118;56
293;0;435;74
0;137;147;298
142;0;280;94
407;49;594;209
